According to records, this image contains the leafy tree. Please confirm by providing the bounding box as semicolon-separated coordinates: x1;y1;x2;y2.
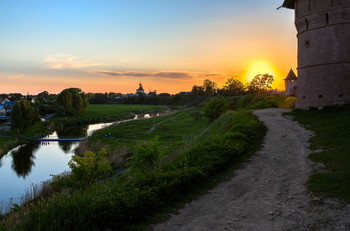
72;91;83;113
191;85;205;97
203;97;228;122
11;100;39;133
222;77;245;96
56;88;88;116
37;91;49;100
247;74;274;93
9;93;23;101
88;93;107;104
202;79;217;96
57;90;73;116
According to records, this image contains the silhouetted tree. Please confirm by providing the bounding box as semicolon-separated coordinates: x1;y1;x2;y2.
202;79;217;96
247;74;274;93
191;85;205;97
222;77;245;96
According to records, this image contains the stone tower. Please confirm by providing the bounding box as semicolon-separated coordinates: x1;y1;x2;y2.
284;69;298;96
282;0;350;109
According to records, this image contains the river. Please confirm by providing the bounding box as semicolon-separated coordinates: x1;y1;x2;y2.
0;114;152;213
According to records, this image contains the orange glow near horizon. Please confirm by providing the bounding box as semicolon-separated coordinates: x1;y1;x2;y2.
246;61;276;83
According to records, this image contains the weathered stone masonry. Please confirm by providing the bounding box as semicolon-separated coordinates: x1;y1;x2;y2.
282;0;350;109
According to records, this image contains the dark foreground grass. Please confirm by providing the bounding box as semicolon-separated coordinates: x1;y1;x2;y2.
290;106;350;202
0;110;266;231
53;104;167;126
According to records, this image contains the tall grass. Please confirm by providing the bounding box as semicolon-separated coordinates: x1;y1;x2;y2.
1;110;266;230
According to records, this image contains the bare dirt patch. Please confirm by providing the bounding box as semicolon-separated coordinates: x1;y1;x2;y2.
154;109;350;231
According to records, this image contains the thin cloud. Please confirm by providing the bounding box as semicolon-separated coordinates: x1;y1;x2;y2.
44;54;107;69
91;70;232;81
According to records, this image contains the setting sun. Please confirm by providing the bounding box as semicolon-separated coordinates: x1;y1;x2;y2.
246;61;276;83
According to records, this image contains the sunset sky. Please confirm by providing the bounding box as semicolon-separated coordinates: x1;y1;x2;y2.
0;0;297;95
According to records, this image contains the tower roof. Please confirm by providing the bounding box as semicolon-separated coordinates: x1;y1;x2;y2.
284;69;297;80
280;0;295;9
137;82;144;91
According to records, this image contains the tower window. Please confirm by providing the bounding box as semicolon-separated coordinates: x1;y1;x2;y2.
303;96;306;100
304;40;311;48
318;95;323;99
339;93;344;98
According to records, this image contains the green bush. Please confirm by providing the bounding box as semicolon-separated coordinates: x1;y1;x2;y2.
68;149;113;186
203;97;228;121
127;137;164;171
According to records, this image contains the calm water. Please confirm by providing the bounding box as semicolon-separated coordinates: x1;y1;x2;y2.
0;117;141;212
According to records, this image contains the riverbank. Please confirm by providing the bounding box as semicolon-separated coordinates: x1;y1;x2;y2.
0;109;266;230
52;104;167;126
0;122;52;158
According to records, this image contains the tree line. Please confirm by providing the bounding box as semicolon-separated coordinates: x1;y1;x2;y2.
8;74;274;132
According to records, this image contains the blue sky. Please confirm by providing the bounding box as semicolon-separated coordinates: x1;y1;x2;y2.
0;0;296;94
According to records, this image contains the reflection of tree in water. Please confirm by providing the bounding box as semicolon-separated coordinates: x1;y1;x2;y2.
56;125;88;138
58;141;79;153
56;124;87;154
11;143;39;178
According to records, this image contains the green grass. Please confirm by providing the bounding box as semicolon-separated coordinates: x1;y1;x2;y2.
52;104;167;126
290;106;350;202
86;109;209;166
230;94;296;110
1;110;266;230
0;137;20;158
0;122;51;157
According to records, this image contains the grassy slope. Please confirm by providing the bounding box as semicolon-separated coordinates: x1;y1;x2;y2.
290;106;350;202
53;104;167;125
0;137;19;158
1;110;266;231
88;109;208;152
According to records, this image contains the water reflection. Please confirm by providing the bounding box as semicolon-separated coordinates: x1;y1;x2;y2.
56;124;89;138
11;143;39;178
58;141;78;154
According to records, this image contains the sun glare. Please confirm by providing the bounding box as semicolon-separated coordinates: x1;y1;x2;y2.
246;61;276;83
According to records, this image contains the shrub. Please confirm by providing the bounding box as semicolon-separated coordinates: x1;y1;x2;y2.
203;98;228;121
68;149;113;186
127;137;164;171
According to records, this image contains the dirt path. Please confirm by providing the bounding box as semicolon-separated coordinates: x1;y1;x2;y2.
154;109;350;231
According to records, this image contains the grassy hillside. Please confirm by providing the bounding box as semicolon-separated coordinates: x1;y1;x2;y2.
290;106;350;202
0;110;266;230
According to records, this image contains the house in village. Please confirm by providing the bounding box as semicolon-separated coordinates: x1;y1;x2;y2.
0;100;12;121
281;0;350;109
0;105;7;117
284;69;298;96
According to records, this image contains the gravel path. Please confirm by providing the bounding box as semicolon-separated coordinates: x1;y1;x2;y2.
154;108;350;231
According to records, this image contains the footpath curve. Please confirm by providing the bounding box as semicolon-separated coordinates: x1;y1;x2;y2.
154;108;350;231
